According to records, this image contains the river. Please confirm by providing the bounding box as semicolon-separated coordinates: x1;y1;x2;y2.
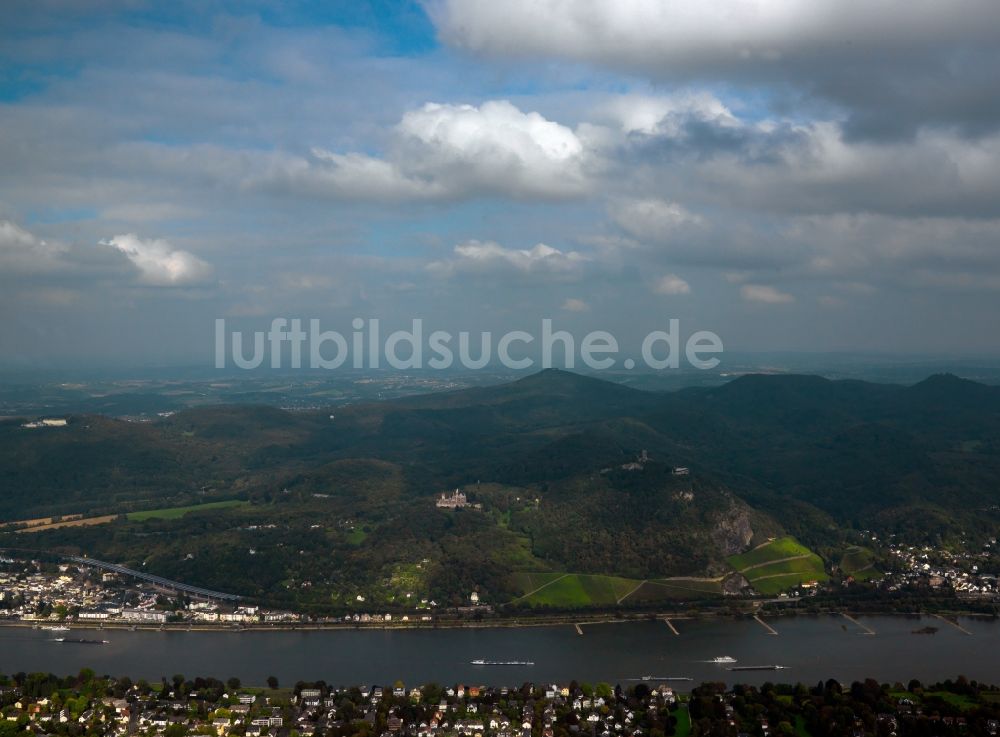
3;615;998;688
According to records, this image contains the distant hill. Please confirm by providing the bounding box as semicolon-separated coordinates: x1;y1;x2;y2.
2;369;999;609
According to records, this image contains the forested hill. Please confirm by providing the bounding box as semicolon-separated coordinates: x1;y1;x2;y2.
2;369;999;607
3;369;999;533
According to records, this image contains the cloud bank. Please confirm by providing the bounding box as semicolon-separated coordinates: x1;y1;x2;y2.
2;3;1000;362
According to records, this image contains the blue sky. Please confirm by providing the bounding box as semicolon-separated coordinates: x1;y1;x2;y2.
2;0;1000;368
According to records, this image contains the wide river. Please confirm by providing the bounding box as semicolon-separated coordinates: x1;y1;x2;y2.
3;615;998;688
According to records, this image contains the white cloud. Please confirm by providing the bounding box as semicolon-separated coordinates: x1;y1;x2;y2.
652;273;691;295
603;92;739;137
400;101;582;166
0;220;217;298
561;297;589;312
611;198;703;241
428;240;589;279
295;100;589;201
298;150;441;200
101;233;213;286
740;283;795;304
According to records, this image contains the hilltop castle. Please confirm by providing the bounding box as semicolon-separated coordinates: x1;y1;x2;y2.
436;489;468;509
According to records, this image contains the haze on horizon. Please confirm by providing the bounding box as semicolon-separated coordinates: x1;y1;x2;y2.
3;0;1000;369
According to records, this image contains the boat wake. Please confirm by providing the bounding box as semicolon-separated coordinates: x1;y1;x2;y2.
470;659;534;666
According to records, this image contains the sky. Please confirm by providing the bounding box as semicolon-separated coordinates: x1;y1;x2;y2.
3;0;1000;368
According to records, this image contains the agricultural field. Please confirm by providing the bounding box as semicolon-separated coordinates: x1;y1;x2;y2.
15;514;116;533
625;578;724;603
727;536;828;594
125;499;247;521
511;571;565;596
511;572;723;607
11;499;247;533
728;536;813;570
513;573;637;607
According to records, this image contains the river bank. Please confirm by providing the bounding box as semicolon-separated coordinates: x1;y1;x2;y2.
2;605;994;633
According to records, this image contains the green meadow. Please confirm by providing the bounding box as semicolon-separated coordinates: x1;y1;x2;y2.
126;499;247;521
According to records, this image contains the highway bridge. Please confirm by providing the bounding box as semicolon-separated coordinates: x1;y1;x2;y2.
67;556;242;602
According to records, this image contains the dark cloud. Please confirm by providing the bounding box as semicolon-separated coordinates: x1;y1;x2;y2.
430;0;1000;141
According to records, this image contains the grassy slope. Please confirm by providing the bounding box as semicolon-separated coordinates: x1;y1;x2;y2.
840;545;882;580
728;536;812;569
511;572;565;596
727;536;828;594
627;578;723;602
518;574;635;607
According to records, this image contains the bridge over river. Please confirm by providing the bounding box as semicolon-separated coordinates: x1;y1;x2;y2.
67;556;242;602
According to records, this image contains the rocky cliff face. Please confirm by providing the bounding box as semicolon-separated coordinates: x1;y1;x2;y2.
712;501;756;556
722;572;750;595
